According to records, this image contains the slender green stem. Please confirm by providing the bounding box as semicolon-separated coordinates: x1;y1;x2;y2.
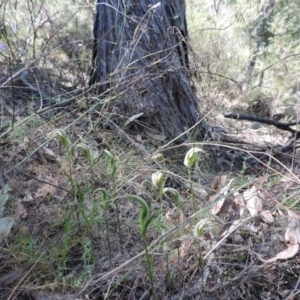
64;151;81;231
114;194;155;295
142;237;156;300
76;184;92;238
62;207;71;277
112;176;123;254
95;188;112;265
104;209;112;265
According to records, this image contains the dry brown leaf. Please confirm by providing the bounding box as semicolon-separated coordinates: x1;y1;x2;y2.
261;210;274;224
43;147;58;160
243;186;262;216
15;202;27;219
265;243;299;263
211;178;234;216
264;210;300;263
286;210;300;243
220;189;265;238
219;192;246;237
35;176;59;198
220;214;242;237
243;186;262;226
211;197;231;216
207;175;228;201
233;192;245;217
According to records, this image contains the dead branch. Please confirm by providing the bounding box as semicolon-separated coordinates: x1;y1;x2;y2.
224;113;300;135
224;113;300;152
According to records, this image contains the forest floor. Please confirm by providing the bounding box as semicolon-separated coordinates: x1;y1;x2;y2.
2;0;300;298
1;65;300;300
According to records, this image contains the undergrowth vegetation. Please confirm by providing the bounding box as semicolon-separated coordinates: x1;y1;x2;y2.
1;0;300;299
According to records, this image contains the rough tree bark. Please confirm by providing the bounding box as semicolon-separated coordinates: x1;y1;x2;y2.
89;0;207;142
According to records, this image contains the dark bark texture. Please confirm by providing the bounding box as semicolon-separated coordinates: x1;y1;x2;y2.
90;0;206;141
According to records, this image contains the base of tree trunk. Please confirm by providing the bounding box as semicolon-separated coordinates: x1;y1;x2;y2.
90;0;207;142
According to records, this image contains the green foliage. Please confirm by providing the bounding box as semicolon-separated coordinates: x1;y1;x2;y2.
187;0;300;111
104;150;117;178
163;188;181;208
0;0;93;78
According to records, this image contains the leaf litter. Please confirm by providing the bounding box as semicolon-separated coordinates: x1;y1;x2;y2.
1;109;300;299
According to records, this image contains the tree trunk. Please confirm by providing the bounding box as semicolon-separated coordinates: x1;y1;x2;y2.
90;0;207;142
242;0;275;93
